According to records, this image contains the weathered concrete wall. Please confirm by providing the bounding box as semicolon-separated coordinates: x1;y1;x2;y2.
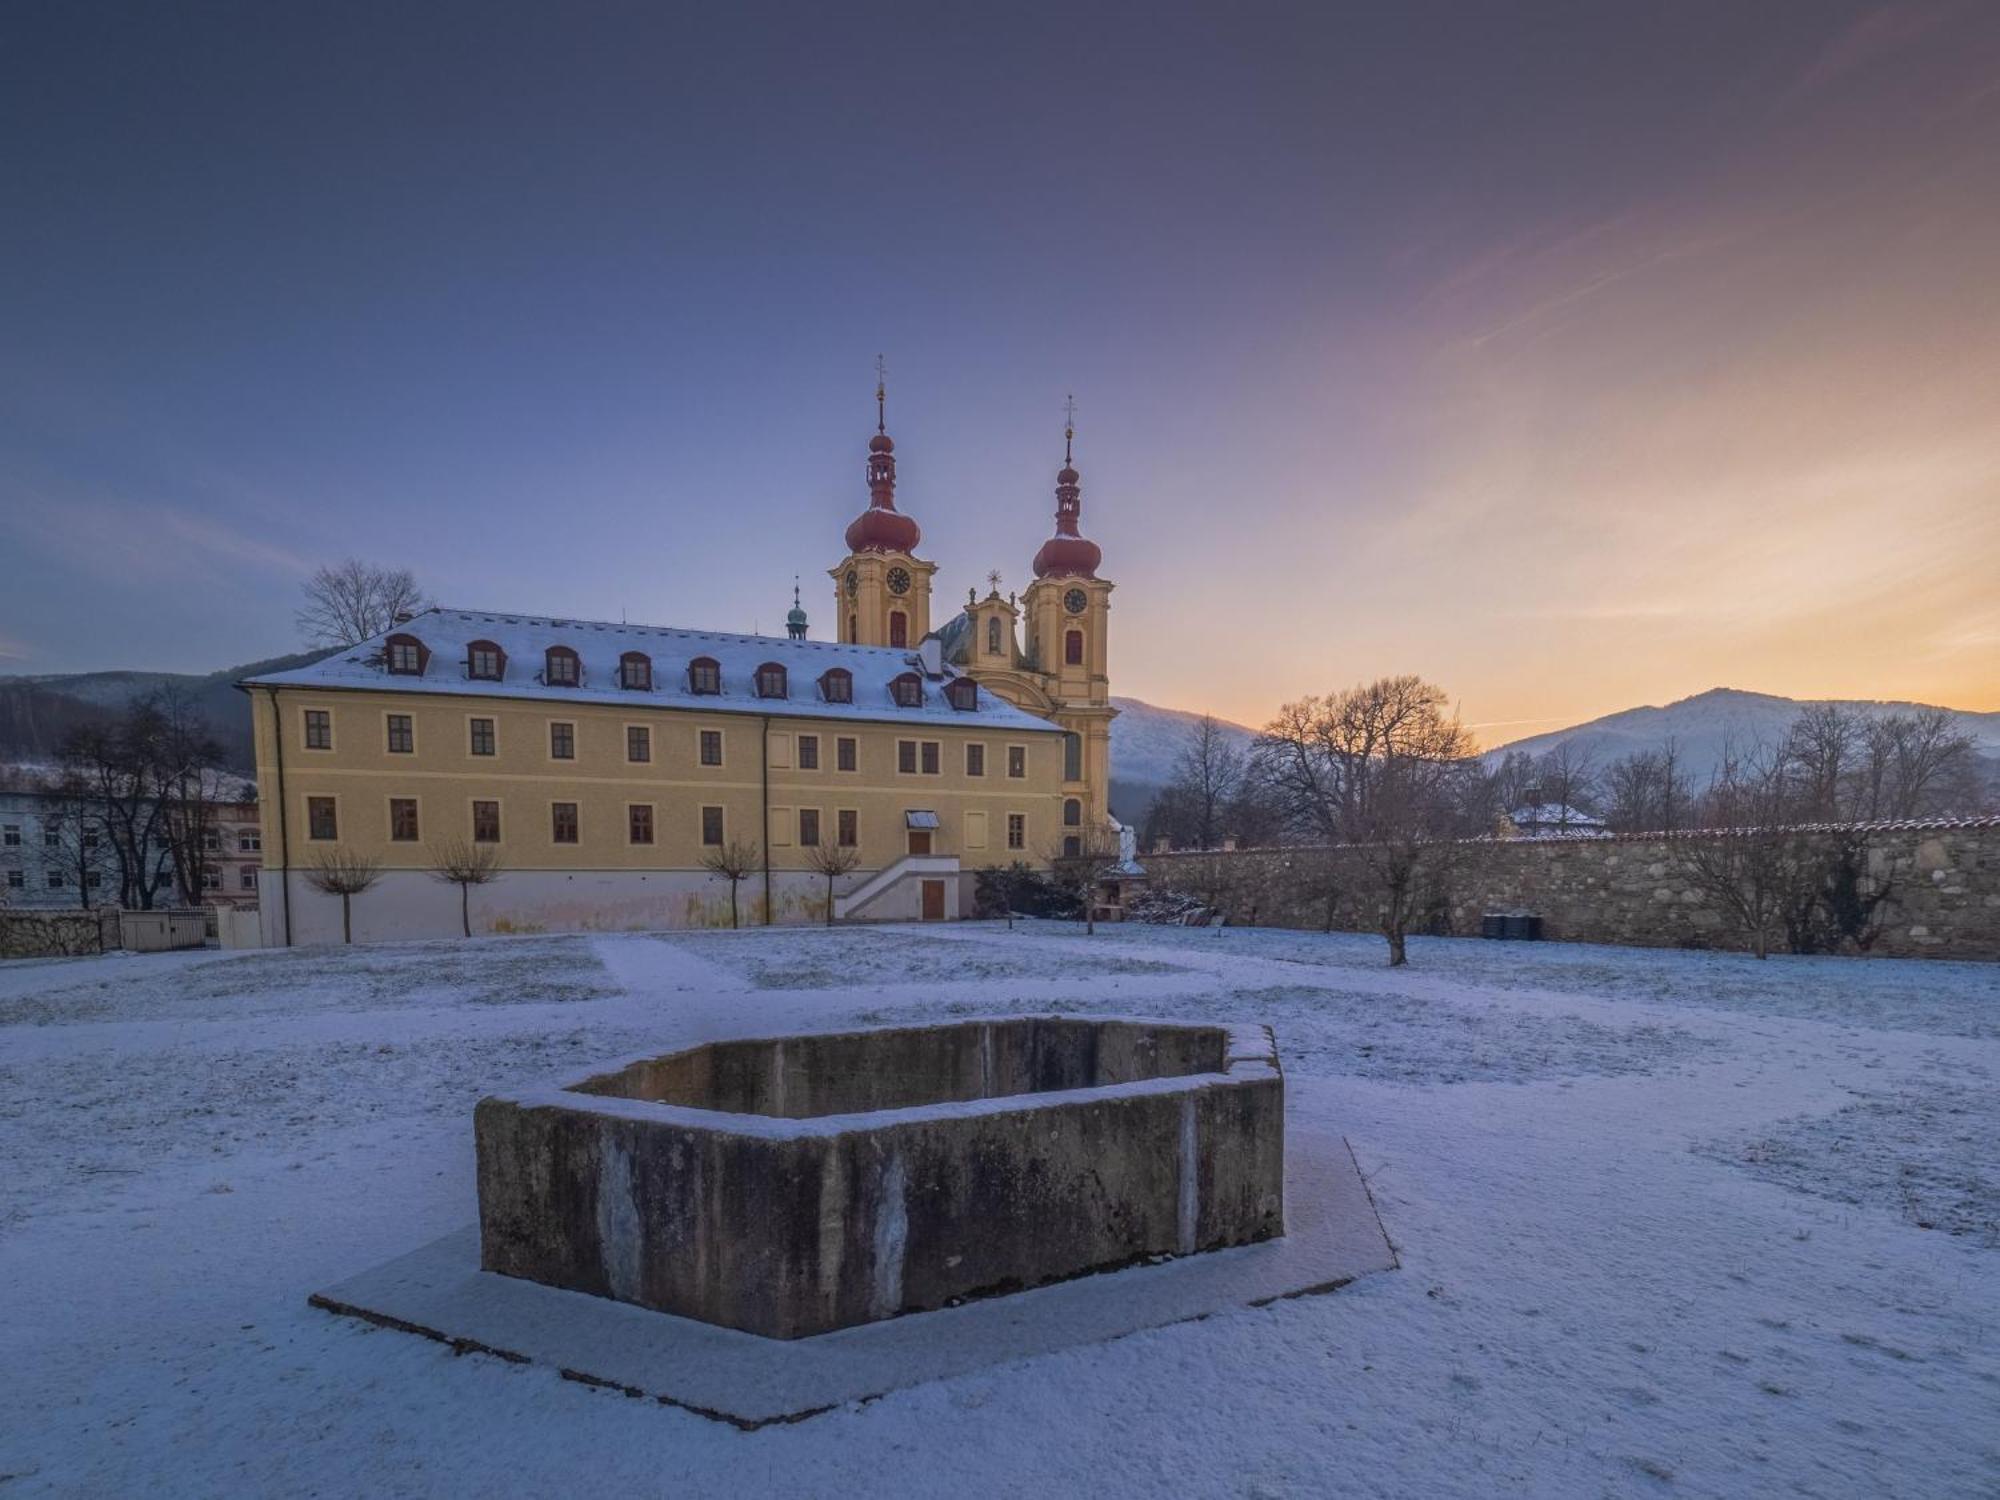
477;1020;1285;1339
0;907;118;959
1144;818;2000;961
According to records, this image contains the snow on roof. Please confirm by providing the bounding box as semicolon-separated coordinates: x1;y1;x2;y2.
1508;802;1607;828
240;607;1062;734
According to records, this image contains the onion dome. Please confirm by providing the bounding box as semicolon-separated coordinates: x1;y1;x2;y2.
785;581;809;640
1032;409;1101;579
845;363;922;554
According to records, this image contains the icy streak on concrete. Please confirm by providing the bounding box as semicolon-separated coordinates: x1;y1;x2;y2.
596;1137;642;1304
870;1151;908;1320
816;1150;845;1301
1177;1094;1199;1255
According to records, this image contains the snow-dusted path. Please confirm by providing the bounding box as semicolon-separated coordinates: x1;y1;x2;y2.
1;924;1994;1497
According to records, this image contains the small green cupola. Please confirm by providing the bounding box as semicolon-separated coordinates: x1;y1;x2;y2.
785;579;809;640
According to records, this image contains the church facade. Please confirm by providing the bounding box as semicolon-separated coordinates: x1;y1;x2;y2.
241;385;1115;943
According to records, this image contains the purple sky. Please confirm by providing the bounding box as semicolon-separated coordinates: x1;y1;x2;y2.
3;3;1996;737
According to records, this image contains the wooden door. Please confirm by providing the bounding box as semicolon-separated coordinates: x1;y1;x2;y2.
920;879;946;921
907;830;932;856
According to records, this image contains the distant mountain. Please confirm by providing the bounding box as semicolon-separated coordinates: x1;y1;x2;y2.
1488;687;2000;785
0;649;337;776
1106;696;1257;823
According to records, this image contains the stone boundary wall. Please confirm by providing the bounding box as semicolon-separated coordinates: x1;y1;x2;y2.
1142;818;2000;961
0;906;122;960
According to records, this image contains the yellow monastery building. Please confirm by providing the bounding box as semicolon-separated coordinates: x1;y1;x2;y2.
242;389;1116;942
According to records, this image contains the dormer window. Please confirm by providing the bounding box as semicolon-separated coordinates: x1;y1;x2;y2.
890;672;924;709
467;640;506;681
754;662;788;700
385;633;428;676
820;667;853;704
688;656;722;695
945;677;978;711
544;645;580;687
619;651;652;691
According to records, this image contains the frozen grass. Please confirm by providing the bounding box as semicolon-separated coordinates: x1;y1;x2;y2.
2;923;1996;1497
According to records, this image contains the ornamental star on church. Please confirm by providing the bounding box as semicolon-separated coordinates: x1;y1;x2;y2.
241;378;1116;942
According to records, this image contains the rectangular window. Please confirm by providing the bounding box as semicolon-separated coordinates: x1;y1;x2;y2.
389;798;419;842
386;714;414;754
201;868;222;892
472;800;501;843
837;809;858;848
699;729;723;766
304;709;332;750
240;866;258;891
238;830;262;853
47;871;64;889
966;743;985;777
837;736;857;772
1007;744;1027;779
628;804;654;845
307;797;337;841
1065;629;1085;666
86;871;103;890
6;870;21;889
966;810;988;849
920;741;940;776
201;830;221;852
2;825;17;846
798;808;820;847
44;829;60;848
1007;813;1026;850
797;734;819;770
627;725;651;763
700;805;724;846
470;718;496;756
1064;732;1083;782
551;802;578;844
897;740;917;774
550;722;575;760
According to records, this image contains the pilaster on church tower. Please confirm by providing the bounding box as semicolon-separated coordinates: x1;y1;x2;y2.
830;360;935;648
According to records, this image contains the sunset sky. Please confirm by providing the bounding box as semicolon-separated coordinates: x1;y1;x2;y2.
2;2;1996;744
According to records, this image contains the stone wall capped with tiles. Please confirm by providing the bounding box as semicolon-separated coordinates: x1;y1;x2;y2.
1139;818;2000;961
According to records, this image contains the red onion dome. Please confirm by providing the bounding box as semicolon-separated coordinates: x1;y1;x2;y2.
846;505;922;553
869;432;894;454
1032;532;1101;578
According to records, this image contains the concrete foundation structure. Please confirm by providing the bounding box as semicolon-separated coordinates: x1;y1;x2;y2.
475;1018;1285;1339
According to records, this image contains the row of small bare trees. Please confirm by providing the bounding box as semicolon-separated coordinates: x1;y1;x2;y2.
302;839;503;943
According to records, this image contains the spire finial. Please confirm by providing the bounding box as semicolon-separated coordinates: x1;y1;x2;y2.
987;569;1003;594
1062;392;1075;465
876;353;888;434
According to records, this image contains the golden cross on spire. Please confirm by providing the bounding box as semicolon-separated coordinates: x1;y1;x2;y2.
1062;392;1076;463
875;354;888;433
987;569;1003;593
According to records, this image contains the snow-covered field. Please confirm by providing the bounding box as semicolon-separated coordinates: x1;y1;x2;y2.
2;924;1996;1497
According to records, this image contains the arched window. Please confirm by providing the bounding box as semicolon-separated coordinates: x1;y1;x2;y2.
890;671;924;708
754;661;788;699
544;645;580;687
819;668;853;704
385;633;428;676
619;651;652;690
986;617;1002;656
467;640;506;681
687;656;722;695
889;611;909;648
1064;630;1084;666
1063;798;1082;827
847;613;857;643
945;678;977;711
1063;732;1082;781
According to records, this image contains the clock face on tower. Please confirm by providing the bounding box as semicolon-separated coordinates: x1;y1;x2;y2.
887;567;912;596
844;569;858;597
1063;587;1088;615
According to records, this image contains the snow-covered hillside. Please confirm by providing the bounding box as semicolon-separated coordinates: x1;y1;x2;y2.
1488;687;2000;782
1106;697;1257;820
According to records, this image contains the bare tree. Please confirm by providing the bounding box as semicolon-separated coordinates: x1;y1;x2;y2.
1603;739;1693;834
802;840;861;926
698;839;759;929
1044;827;1122;935
303;848;381;944
296;559;431;648
428;838;503;937
57;694;206;909
1529;741;1600;821
1680;745;1816;959
36;769;109;907
1256;675;1478;964
1170;715;1246;850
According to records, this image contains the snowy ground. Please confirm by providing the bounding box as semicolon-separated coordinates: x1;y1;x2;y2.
2;924;1996;1498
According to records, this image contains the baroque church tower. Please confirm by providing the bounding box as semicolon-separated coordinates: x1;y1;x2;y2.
829;365;936;649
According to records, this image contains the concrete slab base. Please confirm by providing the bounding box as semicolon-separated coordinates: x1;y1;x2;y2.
310;1127;1396;1429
